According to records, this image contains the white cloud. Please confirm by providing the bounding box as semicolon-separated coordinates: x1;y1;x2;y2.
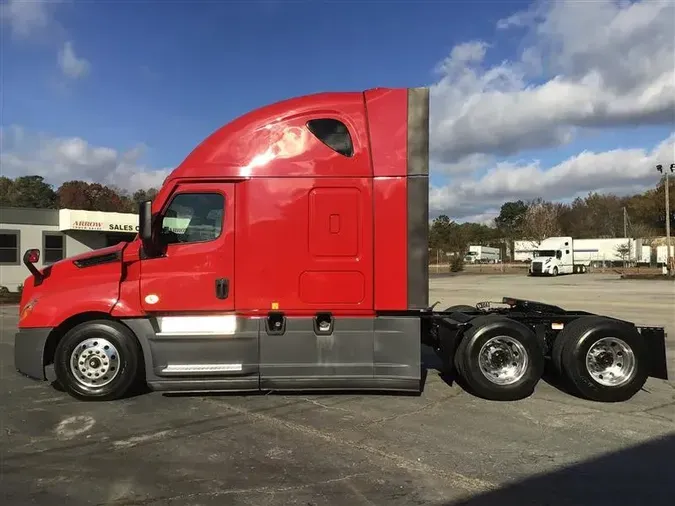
433;153;496;175
429;133;675;219
456;211;499;226
57;41;90;79
3;0;674;223
0;126;170;191
426;0;675;220
0;0;51;38
429;0;675;164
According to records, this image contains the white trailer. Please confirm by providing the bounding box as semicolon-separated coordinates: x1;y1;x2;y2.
517;237;651;266
637;245;652;264
656;245;674;265
513;240;538;262
464;245;500;264
571;238;639;265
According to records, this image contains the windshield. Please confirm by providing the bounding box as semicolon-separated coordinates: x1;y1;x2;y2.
534;250;556;258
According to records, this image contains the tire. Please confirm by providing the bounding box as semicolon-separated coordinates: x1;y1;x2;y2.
552;267;558;276
556;316;649;402
443;304;477;313
454;315;545;401
54;319;143;401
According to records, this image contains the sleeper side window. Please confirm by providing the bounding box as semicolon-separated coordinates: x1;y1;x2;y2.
306;118;354;157
159;193;224;245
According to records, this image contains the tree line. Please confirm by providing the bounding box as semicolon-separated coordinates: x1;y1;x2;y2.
2;174;673;258
431;175;673;258
0;175;158;213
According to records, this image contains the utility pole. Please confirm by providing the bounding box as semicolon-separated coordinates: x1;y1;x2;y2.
623;207;628;237
623;206;629;266
656;164;674;275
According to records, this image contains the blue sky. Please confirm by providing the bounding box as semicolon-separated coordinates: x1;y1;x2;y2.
3;0;526;167
2;0;674;222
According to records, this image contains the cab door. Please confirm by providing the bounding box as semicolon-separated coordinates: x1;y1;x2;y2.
140;182;235;313
139;182;258;387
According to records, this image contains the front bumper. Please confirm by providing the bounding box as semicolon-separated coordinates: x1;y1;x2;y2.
14;328;53;380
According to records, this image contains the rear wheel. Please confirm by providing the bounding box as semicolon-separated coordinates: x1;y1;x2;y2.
553;316;649;402
454;315;545;401
54;320;143;401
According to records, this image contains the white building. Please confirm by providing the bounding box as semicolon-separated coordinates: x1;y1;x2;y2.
0;207;139;292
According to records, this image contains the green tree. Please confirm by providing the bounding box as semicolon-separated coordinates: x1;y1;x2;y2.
0;175;57;208
494;200;528;259
0;176;14;206
494;200;528;235
429;215;452;252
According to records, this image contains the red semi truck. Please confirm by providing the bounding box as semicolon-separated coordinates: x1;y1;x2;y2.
14;87;669;403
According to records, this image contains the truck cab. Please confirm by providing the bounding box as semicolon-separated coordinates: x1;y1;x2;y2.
528;236;573;276
14;87;432;400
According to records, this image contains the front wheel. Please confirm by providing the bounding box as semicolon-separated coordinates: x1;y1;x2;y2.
54;320;143;401
454;315;545;401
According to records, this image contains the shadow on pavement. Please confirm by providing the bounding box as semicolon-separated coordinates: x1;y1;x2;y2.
443;434;675;506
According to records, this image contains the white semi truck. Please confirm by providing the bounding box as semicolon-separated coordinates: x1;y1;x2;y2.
528;236;590;276
464;245;500;264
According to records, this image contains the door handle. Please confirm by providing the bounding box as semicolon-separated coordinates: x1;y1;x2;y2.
215;278;229;299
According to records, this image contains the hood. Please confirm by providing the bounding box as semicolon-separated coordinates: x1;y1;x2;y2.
63;241;128;269
532;258;552;266
20;241;129;306
19;241;133;327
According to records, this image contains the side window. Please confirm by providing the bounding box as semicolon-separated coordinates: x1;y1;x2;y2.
0;230;19;265
159;193;224;245
306;118;354;157
43;233;65;264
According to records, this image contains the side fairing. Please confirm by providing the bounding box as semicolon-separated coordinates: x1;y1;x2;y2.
367;87;429;311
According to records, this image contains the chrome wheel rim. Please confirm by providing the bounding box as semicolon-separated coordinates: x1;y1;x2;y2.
69;337;120;388
585;337;635;387
478;336;528;385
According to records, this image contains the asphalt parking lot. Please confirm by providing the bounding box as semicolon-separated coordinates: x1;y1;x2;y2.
1;273;674;506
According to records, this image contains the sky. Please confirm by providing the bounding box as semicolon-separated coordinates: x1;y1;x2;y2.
1;0;674;224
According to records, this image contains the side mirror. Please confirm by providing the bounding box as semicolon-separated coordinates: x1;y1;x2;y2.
23;249;43;282
24;249;40;264
138;200;158;257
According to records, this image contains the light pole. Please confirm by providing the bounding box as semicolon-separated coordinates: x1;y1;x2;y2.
656;163;674;274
